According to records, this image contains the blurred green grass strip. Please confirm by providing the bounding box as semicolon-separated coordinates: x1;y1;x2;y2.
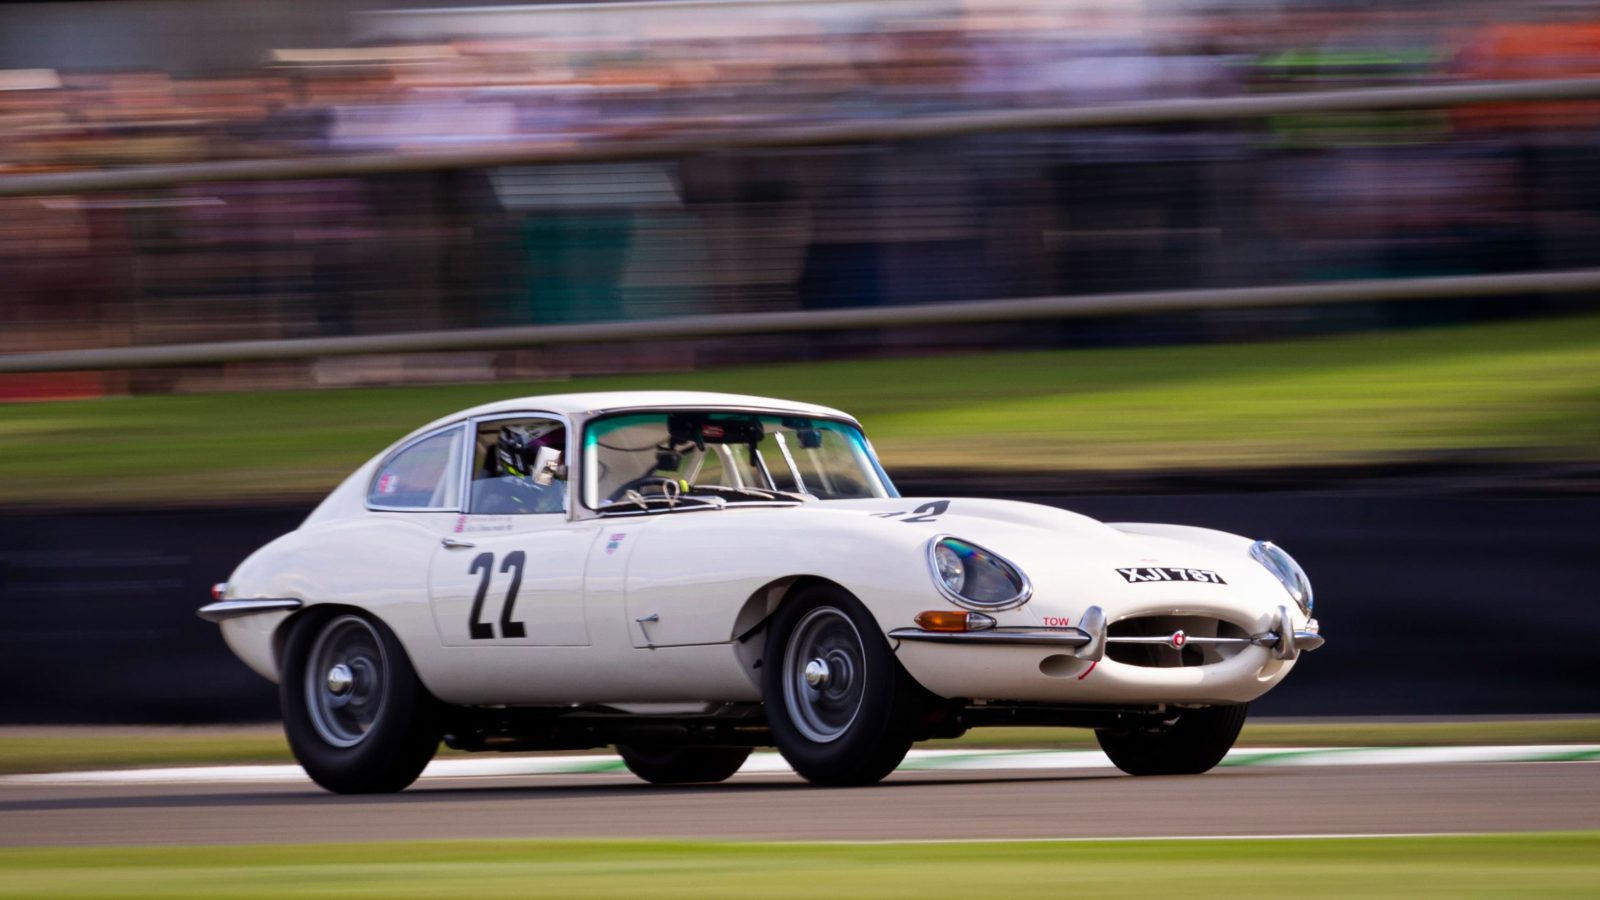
2;719;1597;775
0;832;1596;898
0;730;290;775
3;314;1599;505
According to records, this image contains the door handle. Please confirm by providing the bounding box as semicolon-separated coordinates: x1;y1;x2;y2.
440;538;476;550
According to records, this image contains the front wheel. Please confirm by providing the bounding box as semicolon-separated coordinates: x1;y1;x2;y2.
763;584;926;786
1095;703;1248;776
616;744;752;785
280;611;441;793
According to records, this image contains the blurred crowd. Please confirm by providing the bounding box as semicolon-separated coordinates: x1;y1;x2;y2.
3;0;1600;394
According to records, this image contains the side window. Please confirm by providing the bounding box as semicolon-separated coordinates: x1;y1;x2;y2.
470;417;568;515
368;428;463;510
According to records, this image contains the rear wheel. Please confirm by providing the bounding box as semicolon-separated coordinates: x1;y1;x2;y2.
763;584;926;786
280;611;441;793
1095;703;1248;776
616;744;752;785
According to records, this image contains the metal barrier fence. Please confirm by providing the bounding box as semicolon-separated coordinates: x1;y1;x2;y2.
3;76;1600;374
5;267;1600;373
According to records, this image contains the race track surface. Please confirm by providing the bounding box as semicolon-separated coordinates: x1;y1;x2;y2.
1;762;1596;847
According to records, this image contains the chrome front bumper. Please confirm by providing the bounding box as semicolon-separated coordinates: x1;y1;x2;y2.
888;605;1324;662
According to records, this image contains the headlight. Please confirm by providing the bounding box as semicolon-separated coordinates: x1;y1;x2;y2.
927;536;1031;611
1250;540;1313;614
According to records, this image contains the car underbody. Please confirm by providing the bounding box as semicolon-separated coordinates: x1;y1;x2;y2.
440;700;1195;753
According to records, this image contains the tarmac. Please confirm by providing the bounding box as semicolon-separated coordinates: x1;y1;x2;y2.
1;755;1595;847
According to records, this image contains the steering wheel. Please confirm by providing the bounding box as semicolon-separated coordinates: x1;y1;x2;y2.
607;475;683;503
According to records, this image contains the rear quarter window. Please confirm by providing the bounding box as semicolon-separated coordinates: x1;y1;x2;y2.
367;427;463;510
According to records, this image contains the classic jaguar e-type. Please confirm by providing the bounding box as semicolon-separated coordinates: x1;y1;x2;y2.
201;391;1322;792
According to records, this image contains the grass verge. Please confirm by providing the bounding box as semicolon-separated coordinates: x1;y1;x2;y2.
0;832;1596;898
2;718;1596;775
2;314;1599;505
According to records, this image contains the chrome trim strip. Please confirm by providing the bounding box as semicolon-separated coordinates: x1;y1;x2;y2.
197;598;303;623
890;626;1324;653
1107;635;1259;645
925;535;1034;612
888;627;1091;647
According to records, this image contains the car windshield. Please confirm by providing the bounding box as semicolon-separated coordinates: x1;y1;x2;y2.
582;411;896;511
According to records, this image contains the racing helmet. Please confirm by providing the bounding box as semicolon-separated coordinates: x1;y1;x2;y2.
490;422;564;486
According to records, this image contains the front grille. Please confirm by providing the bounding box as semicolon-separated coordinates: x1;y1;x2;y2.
1106;615;1252;668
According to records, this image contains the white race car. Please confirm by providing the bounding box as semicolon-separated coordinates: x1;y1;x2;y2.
202;391;1322;792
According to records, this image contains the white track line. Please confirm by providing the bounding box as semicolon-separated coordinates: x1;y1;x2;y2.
800;832;1478;845
4;744;1596;786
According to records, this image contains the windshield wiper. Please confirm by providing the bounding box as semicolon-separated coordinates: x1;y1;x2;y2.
598;492;727;516
684;484;809;502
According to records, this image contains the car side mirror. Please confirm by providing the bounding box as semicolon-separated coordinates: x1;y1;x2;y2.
532;447;566;486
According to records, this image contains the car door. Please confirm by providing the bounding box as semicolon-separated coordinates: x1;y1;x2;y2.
427;413;599;647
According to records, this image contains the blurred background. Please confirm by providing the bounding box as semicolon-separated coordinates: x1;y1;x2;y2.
1;0;1598;722
4;0;1600;391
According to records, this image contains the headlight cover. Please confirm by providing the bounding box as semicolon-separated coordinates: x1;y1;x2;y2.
1250;540;1313;614
927;536;1032;611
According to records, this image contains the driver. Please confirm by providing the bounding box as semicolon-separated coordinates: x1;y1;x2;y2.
474;423;566;514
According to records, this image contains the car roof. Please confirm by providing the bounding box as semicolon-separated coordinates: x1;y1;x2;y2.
305;391;871;526
403;391;859;442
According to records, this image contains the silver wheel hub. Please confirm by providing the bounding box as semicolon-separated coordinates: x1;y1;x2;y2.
326;663;354;695
781;607;867;744
804;658;830;688
304;616;388;749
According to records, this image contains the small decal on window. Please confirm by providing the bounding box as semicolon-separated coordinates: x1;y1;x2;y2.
1116;567;1227;585
377;473;397;494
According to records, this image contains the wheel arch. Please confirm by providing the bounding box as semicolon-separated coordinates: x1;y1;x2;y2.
730;574;931;697
272;602;446;702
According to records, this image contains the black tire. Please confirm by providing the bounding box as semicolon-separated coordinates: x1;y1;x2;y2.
279;611;441;794
1095;703;1248;776
762;583;926;786
616;744;752;785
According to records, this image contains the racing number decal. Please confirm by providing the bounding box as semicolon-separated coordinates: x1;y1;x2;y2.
871;500;952;523
467;551;526;640
497;551;527;639
467;553;495;640
902;500;950;523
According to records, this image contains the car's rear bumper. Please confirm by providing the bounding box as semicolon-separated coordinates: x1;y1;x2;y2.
196;598;303;623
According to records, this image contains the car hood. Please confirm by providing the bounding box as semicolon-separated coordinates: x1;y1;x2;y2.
811;496;1279;622
615;493;1292;632
822;495;1192;556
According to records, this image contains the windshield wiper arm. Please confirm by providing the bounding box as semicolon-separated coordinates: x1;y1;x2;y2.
599;493;726;515
685;484;809;502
